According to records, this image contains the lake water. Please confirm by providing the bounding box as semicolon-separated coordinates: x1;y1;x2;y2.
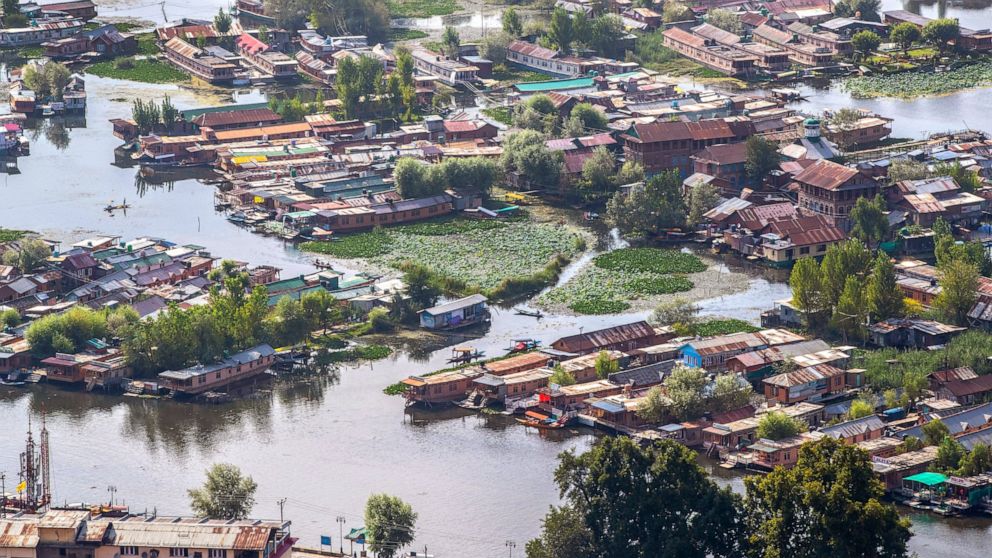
3;39;992;556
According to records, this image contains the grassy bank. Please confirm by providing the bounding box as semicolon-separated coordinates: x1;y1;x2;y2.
491;64;549;84
87;57;189;84
389;28;429;41
632;32;731;79
0;228;30;243
537;248;708;315
387;0;459;17
481;106;512;125
302;216;585;300
844;60;992;99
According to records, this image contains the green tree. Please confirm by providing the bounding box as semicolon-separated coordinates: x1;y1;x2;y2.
832;276;867;343
649;297;699;329
572;11;592;47
1;238;50;272
890;22;922;55
936;436;966;472
687;182;720;227
615;160;645;186
527;437;744;558
833;0;882;22
851;30;882;61
549;364;577;387
820;240;872;310
548;7;574;51
756;411;804;440
850;194;888;246
187;463;257;520
257;25;270;44
935;161;982;193
393;158;431;198
502;7;523;37
25;306;108;357
706;8;742;34
744;438;910;558
404;265;441;310
502;131;563;190
479;31;511;64
365;494;417;558
900;436;925;453
605;171;686;237
933;259;979;325
594;350;619;379
0;307;21;328
745;136;781;184
589;14;626;58
664;364;708;421
846;399;876;420
923;18;960;54
214;7;233;33
957;443;992;476
568;103;608;133
867;255;905;321
580;146;617;198
789;257;823;326
441;26;460;57
709;374;753;413
662;1;693;22
922;418;950;446
636;385;671;424
887;158;928;182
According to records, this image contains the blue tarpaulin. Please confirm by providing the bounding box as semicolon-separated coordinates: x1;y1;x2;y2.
320;536;331;546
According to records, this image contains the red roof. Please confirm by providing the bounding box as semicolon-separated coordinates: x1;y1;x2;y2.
237;33;268;55
793;159;860;191
692;142;747;165
443;120;485;133
508;40;557;61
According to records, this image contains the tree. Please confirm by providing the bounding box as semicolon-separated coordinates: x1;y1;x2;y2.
441;26;460;57
745;136;780;184
549;364;577;387
936;436;966;472
833;276;867;343
922;418;950;446
923;18;960;54
528;437;745;558
846;399;876;420
687;182;720;227
744;438;911;558
580;146;617;197
588;14;626;58
214;7;233;33
935;161;982;193
568;103;608;133
833;0;882;22
664;364;708;421
25;305;107;357
820;240;872;309
257;25;270;44
1;307;20;328
502;7;523;37
957;443;992;476
479;31;511;64
308;0;390;43
548;7;574;51
706;8;742;34
2;238;50;272
756;411;804;440
789;257;823;326
933;259;979;325
867;255;905;321
636;385;671;423
605;171;686;238
572;11;592;47
899;436;925;453
160;94;179;126
2;0;20;24
615;160;644;186
887;158;928;182
594;350;619;379
649;297;699;329
188;463;257;520
890;22;922;55
393;158;432;198
710;374;753;413
364;494;417;558
851;30;881;60
662;2;693;23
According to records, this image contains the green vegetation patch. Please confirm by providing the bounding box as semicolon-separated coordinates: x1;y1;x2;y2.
387;0;459;18
301;229;393;258
0;228;30;243
491;64;550;84
389;28;429;41
326;344;393;362
135;33;159;56
858;330;992;390
594;248;707;275
481;106;513;126
844;60;992;99
537;266;695;315
569;298;631;315
689;319;760;337
87;57;189;84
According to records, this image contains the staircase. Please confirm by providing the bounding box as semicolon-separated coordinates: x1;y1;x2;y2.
85;377;98;392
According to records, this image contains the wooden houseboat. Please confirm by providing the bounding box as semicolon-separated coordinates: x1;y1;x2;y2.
419;294;490;330
158;344;276;397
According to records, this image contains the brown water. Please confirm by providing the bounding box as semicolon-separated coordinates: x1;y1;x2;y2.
2;69;991;556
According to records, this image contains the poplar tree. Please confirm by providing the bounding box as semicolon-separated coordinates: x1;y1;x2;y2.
789;257;823;326
867;255;904;321
833;276;867;343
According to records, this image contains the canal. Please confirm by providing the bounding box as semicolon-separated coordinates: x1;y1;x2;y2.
2;36;992;555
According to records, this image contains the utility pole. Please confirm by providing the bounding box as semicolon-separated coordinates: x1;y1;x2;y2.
107;485;117;506
277;498;287;523
505;540;516;558
1;472;6;518
335;516;345;554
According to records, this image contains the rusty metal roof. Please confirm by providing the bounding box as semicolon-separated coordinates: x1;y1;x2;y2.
553;321;656;353
764;363;845;388
106;517;281;550
0;519;39;548
39;509;91;529
793;159;859;191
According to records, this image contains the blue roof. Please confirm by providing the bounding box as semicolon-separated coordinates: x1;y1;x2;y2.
591;399;625;413
514;77;596;92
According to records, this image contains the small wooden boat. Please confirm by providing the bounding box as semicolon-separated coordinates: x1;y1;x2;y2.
104;199;130;212
583;211;600;221
516;410;570;429
447;346;485;364
506;338;540;354
514;307;543;318
313;259;336;270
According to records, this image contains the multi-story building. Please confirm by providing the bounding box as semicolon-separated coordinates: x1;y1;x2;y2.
662;27;757;78
411;48;478;87
621;118;753;176
794;159;879;229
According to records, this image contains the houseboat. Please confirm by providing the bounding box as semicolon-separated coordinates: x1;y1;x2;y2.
419;294;490;330
411;47;478;87
163;37;237;84
401;368;483;407
157;343;276;397
237;34;298;80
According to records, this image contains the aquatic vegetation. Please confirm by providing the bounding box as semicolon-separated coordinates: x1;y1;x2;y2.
689;319;759;337
844;61;992;99
537;266;695;315
87;58;189;84
594;248;707;275
327;344;393;362
386;0;459;18
569;298;632;315
0;228;30;243
301;229;393;258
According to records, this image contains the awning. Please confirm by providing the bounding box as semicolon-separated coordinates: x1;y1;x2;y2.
525;410;550;421
904;472;948;486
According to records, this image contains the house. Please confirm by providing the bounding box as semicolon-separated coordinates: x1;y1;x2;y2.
441;119;498;142
162;37;237;83
237;34;298;79
873;446;939;491
662;27;757;78
554;350;626;384
817;414;887;444
295;50;335;85
935;375;992;406
891;176;985;228
419;294;490;330
60;252;100;288
42;24;136;59
701;402;825;451
80;354;130;390
0;337;32;375
472;368;552;403
794;159;880;230
823;114;892;148
482;352;551;376
40;1;98;21
928;367;979;392
158;344;276;396
884;10;992;52
0;18;85;47
762;363;853;404
785;22;852;56
679;329;805;371
691;142;750;191
401;369;482;405
190;107;282;131
543;379;623;410
551;321;668;355
0;277;40;303
411;47;478;87
748;433;815;470
621;118;753;176
507;40;586;78
622;7;662;30
753;24;835;67
868;318;966;349
689;23;790;72
898;401;992;441
585;393;654;430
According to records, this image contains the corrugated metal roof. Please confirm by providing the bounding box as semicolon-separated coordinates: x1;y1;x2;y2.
105;518;276;550
0;519;39;548
763;363;845;388
793;159;859;191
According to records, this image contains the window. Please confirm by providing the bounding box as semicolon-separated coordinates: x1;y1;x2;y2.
121;548;139;556
170;550;189;557
208;551;226;558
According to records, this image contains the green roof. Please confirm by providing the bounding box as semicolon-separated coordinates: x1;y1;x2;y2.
181;102;271;121
514;77;596;93
904;472;948;486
